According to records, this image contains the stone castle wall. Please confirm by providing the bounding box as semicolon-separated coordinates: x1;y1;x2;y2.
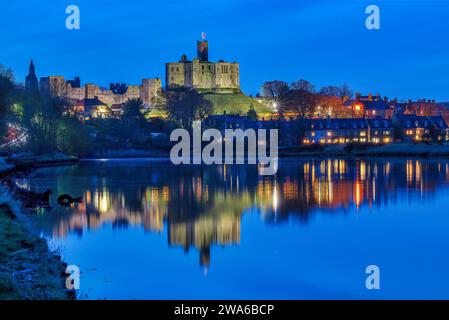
40;76;162;106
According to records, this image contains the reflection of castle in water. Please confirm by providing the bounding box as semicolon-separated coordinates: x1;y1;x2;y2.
27;159;449;267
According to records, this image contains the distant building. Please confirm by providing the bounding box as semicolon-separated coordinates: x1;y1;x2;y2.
166;40;240;93
25;60;39;93
83;97;111;118
110;103;124;117
344;93;394;118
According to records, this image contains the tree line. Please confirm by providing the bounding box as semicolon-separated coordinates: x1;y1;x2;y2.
260;79;353;118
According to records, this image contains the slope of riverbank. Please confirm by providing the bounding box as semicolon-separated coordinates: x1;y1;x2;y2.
0;192;70;299
5;152;78;167
0;156;73;300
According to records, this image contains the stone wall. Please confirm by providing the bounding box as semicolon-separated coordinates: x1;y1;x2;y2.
40;76;162;106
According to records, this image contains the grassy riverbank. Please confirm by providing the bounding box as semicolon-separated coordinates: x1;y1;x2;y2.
0;203;70;299
0;157;72;300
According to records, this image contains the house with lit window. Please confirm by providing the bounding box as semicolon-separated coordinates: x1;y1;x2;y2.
301;119;332;144
367;118;394;143
344;93;394;119
301;118;369;144
393;114;433;142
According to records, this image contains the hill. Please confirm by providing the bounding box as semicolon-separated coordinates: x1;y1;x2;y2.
202;93;274;117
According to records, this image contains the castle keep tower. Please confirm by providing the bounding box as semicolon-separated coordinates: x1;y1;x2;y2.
197;40;209;62
166;40;240;93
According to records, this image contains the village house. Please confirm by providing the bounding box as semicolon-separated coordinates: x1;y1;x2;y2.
344;93;394;119
393;114;433;142
392;114;449;142
83;97;111;119
366;118;394;144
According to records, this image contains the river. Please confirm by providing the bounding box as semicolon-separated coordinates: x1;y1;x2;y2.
16;158;449;299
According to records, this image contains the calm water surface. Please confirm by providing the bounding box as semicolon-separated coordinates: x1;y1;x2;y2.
17;158;449;299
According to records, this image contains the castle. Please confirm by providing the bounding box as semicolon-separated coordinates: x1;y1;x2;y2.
166;40;240;93
38;74;161;106
23;38;240;115
24;59;162;107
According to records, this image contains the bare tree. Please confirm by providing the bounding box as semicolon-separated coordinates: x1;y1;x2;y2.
260;81;289;99
320;84;353;100
291;79;315;93
282;89;316;118
340;83;353;99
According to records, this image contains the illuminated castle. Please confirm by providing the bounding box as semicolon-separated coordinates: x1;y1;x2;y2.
166;40;240;93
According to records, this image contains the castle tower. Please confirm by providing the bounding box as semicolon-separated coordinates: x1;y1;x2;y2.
197;40;208;62
25;60;39;93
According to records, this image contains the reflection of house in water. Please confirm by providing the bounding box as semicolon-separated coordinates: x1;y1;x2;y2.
256;159;449;223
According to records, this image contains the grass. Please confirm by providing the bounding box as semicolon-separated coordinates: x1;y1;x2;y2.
0;188;69;300
202;93;274;117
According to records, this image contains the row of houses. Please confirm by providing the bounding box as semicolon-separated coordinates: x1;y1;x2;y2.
301;118;392;144
203;114;449;146
343;93;448;120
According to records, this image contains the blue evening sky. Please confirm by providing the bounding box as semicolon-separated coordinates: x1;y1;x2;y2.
1;0;449;101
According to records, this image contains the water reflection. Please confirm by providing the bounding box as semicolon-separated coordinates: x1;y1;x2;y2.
19;159;449;267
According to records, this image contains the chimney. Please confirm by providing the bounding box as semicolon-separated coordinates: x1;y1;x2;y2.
368;93;373;101
384;96;388;104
